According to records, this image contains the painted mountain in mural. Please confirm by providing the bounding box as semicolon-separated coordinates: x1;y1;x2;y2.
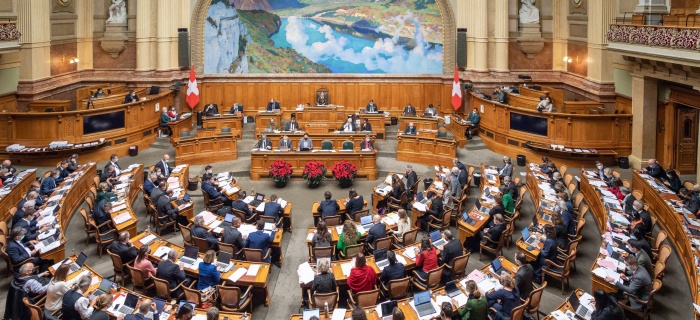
231;0;272;11
266;0;306;10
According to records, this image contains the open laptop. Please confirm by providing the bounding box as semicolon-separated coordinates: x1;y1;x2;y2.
145;298;167;320
483;187;494;199
114;292;139;315
521;228;539;246
374;248;390;269
360;215;374;229
462;212;477;226
215;251;233;272
430;230;446;247
89;278;114;299
299;147;311;152
475;200;490;215
415;192;430;205
413;290;437;317
568;292;592;319
39;232;58;248
249;193;265;207
380;300;398;320
178;244;199;266
68;252;88;274
445;280;462;298
491;258;504;274
302;309;320;320
606;243;622;260
539;208;552;222
221;213;234;228
541;200;554;211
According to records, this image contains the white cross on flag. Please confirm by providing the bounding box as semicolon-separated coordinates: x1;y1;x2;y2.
186;66;199;109
451;67;462;110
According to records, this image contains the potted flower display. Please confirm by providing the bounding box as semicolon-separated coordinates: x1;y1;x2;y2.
331;160;357;188
268;160;293;188
302;161;326;188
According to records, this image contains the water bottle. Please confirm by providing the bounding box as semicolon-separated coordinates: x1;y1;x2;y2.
71;248;75;258
147;225;151;234
324;301;329;318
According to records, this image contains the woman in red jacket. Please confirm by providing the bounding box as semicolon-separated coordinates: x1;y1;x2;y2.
347;253;377;294
414;238;438;280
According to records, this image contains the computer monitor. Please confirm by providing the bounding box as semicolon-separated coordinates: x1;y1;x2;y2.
255;193;265;201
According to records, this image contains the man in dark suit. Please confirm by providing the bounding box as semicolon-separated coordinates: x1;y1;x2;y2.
360;119;372;132
278;135;293;150
201;174;232;206
453;158;467;189
266;98;280;111
150;181;166;202
502;176;518;200
403;122;417;135
192;215;219;251
492;156;513;178
440;230;463;280
204;103;219;116
317;191;340;219
156;189;179;222
606;255;652;311
263;194;284;225
54;161;70;184
298;134;314;151
155;154;172;177
379;251;406;286
40;170;59;196
339;118;355;133
109;232;138;271
92;200;113;233
155;250;190;298
284;118;300;131
100;165;118;190
0;159;17;182
366;100;378;112
633;200;652;234
124;298;161;320
14;199;36;227
642;159;668;181
365;215;387;251
405;165;418;194
143;173;158;196
514;252;534;299
481;214;506;249
419;191;443;231
124;90;139;103
106;154;122;175
229;103;243;114
402;104;416;116
231;191;253;218
494;86;508;104
245;220;280;267
221;217;245;257
360;135;374;150
6;227;53;272
14;208;46;242
27;182;45;207
255;134;272;150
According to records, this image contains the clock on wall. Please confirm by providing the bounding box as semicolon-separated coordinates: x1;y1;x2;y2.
570;0;586;13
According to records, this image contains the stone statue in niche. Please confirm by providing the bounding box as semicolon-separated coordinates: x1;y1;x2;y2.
106;0;127;24
519;0;540;24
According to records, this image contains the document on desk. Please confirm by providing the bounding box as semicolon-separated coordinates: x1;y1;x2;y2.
412;201;427;212
592;267;620;283
340;262;353;277
113;212;131;225
246;264;260;276
331;308;346;320
297;262;315;284
153;246;171;259
38;228;57;240
139;234;157;245
228;267;247;282
256;202;266;212
40;240;61;254
395;254;407;265
402;247;417;260
112;203;127;212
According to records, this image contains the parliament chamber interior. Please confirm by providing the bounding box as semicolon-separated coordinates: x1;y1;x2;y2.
1;0;700;319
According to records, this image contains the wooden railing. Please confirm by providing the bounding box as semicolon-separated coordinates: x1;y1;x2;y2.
607;23;700;50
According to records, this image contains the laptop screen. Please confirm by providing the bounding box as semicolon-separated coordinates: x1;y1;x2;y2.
484;187;490;196
217;251;232;264
521;228;530;240
302;309;320;320
98;278;113;293
429;230;442;242
491;258;502;272
606;243;614;256
224;213;234;223
414;290;431;305
183;245;199;259
255;193;265;201
416;192;424;202
475;200;482;210
445;281;459;294
381;300;398;315
568;292;581;310
178;301;196;310
373;248;388;261
462;212;469;221
123;292;139;308
76;252;87;266
360;215;372;225
152;298;166;313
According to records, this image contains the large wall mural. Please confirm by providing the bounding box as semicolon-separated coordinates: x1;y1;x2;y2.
203;0;444;74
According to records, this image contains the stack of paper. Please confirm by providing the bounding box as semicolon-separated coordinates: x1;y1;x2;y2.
297;262;315;284
229;268;247;282
113;212;131;224
139;234;157;245
340;262;353;277
246;264;260;276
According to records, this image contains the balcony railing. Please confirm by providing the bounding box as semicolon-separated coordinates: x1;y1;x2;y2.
606;24;700;50
0;21;21;41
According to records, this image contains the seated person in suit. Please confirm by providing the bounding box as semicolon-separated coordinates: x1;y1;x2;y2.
229;102;243;114
366;100;379;112
494;86;508;104
439;230;463;280
201;174;232;206
106;154;122;175
317;191;340;219
54;160;70;184
16;262;51;298
15;197;36;226
93;88;105;98
160;108;173;127
40;170;60;196
360;118;372;132
0;159;16;182
27;182;46;207
641;158;669;181
465;213;505;253
191;215;219;251
402;104;416;116
156;189;179;222
266;98;280;111
514;252;534;299
424;104;437;117
6;227;54;272
345;189;364;220
155;250;190;298
155;154;172;177
96;182;119;203
221;216;246;255
204;103;219;116
245;220;280;267
403;122;417;135
263;194;284;225
143;173;158;196
124;90;139;103
379;251;406;286
418;191;442;231
15;208;48;243
284;118;300;131
466;108;481;127
150;181;166;202
360;135;374;150
255;134;272;150
231;190;253;218
339;118;355;133
266;118;279;131
109;232;138;267
490;156;513;178
278;135;293;150
298;133;314;151
92;200;113;234
365;214;386;251
605;255;652;311
100;165;118;190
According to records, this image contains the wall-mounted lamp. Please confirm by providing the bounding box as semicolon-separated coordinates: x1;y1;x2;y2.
562;56;580;64
62;55;79;64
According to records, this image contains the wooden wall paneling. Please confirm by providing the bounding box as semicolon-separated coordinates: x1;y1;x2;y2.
615;95;632;114
0;94;17;112
357;83;377;108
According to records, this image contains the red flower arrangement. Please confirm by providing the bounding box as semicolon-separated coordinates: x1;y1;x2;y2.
331;160;358;181
269;160;293;183
302;161;326;185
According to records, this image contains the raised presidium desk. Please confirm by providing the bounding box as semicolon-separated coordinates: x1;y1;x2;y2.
255;110;281;136
358;112;386;139
249;150;378;181
167;114;194;141
131;230;274;306
202;113;243;138
256;132;376;152
631;170;700;315
396;134;456;168
0;90;175;166
80;87;148;109
295;106;349;133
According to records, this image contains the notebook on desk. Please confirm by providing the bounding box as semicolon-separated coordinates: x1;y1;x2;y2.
249;193;265;207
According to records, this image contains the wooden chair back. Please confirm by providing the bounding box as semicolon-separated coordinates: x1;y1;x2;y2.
402;228;418;246
653;230;667;252
85;195;94;212
312;291;339;310
353;209;370;222
656;244;671;266
449;253;470;279
182;284;203;307
179;223;193;246
373;236;392;251
243;248;266;262
344;244;364;259
127;264;153;292
312;246;334;260
653;261;665;280
323;215;342;227
425;266;444;290
192;236;210;253
354;289;380;307
511;298;529;320
152;276;173;299
525;281;547;315
23;297;42;320
387;277;410;299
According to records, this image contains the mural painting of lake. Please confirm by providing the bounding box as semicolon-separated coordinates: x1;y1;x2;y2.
203;0;444;74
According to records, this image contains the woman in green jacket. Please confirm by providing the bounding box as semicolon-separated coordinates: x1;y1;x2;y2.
336;220;361;255
96;182;118;203
457;280;488;320
500;185;515;214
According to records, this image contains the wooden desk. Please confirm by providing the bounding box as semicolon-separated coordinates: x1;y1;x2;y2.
296;106;348;132
311;198;368;221
255;112;282;136
174;134;238;165
543;289;589;320
396;135;456;167
250;151;378;181
256;132;376;152
579;171;608;234
447;116;469;148
76;83;109;102
479;256;519;277
202;114;243;138
0;169;36;223
170;164;190;190
28;100;70;112
358;113;386;139
81;88;148;109
168;115;194;141
398;116;439;132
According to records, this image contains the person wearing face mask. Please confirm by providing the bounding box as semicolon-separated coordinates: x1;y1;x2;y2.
627;240;653;277
490;156;513;178
203;165;213;176
605;255;651;311
360;134;374;150
641;159;668;181
536;96;553;112
123;89;139;103
6;227;53;272
466;108;480;127
340;118;355;133
360;118;372;132
632;200;652;234
106;154;121;175
594;161;606;178
255;134;272;150
298;133;313;151
366;100;378;112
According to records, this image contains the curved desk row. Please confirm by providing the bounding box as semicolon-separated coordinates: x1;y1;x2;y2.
249;150;378;180
254;132;376;152
396;135;456;167
470;92;632;167
0;170;36;223
0;91;175;165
